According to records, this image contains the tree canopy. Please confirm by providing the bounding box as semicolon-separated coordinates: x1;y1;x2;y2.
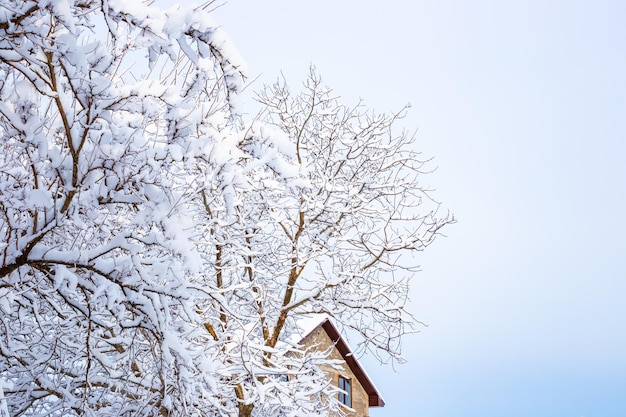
0;1;452;416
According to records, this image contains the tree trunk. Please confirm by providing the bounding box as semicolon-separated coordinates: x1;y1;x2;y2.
238;402;254;417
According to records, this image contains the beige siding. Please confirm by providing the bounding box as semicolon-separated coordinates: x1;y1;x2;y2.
300;327;370;417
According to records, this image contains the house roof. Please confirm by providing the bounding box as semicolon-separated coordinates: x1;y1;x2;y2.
298;317;385;407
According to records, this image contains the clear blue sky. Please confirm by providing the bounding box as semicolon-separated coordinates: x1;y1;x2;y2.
184;1;626;415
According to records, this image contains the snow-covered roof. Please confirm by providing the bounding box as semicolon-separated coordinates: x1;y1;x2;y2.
296;315;385;408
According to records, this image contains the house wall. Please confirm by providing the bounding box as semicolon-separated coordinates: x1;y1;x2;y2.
300;326;370;417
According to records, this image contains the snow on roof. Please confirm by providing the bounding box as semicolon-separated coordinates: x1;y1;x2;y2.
293;314;385;407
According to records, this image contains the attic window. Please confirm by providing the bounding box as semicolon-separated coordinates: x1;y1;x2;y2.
338;375;352;407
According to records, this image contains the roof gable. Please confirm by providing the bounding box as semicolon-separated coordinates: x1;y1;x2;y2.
299;318;385;407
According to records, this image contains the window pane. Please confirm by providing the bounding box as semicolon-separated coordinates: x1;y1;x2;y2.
338;376;351;407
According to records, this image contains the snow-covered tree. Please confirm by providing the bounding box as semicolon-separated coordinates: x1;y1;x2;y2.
0;1;452;416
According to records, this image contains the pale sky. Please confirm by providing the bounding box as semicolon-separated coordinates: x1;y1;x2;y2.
177;0;626;415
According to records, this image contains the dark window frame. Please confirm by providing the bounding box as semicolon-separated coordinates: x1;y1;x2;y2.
338;375;352;407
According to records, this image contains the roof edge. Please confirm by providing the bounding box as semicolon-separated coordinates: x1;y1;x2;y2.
299;317;385;407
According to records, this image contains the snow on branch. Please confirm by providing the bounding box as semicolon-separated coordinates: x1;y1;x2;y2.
0;2;452;416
